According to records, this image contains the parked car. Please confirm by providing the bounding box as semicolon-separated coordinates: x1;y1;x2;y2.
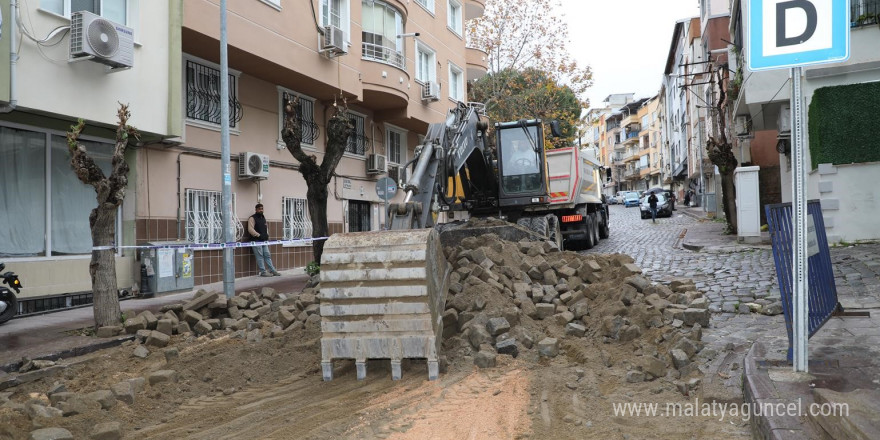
607;195;619;205
623;192;641;207
640;193;672;219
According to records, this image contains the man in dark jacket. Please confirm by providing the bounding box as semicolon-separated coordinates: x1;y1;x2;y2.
648;191;659;223
248;203;280;277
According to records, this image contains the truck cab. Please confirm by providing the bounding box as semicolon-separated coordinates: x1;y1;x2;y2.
495;120;550;210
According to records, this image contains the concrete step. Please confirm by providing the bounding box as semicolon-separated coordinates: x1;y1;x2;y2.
811;388;880;440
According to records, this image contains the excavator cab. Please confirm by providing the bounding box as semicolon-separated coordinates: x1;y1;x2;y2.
496;120;550;208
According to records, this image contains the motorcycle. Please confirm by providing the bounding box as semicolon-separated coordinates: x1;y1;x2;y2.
0;262;22;325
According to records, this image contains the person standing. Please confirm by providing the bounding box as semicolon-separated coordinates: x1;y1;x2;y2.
668;191;676;211
648;191;659;223
248;203;281;277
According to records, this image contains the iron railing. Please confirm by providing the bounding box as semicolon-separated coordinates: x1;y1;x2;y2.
852;0;879;27
361;42;406;70
283;197;312;242
185;60;244;127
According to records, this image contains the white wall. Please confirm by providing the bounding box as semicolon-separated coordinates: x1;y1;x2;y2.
15;2;172;136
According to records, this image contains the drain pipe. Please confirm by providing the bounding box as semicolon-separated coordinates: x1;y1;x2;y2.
0;0;19;113
256;179;263;203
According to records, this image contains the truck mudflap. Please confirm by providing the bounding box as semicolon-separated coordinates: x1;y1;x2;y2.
319;228;449;381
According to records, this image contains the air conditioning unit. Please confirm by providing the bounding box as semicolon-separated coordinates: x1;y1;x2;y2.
366;154;387;175
388;164;407;185
778;104;791;135
422;81;440;102
238;152;270;179
321;25;347;55
69;11;134;69
734;115;751;136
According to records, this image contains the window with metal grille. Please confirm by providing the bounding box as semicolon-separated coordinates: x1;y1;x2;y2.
185;59;242;128
279;90;319;146
282;197;312;243
348;200;371;232
185;189;238;244
346;112;367;155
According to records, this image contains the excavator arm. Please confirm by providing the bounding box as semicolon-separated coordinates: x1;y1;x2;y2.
390;102;491;229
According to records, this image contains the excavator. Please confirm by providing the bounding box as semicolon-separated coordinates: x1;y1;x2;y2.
319;102;609;381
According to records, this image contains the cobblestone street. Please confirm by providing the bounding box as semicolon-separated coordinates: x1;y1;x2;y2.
590;205;780;312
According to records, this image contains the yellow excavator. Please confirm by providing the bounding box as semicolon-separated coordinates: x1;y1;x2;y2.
319;102;609;381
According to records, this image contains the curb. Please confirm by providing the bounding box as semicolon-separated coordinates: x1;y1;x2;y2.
681;242;704;252
0;335;135;375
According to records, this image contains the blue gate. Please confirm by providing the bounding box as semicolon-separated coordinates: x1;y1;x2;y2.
765;200;840;362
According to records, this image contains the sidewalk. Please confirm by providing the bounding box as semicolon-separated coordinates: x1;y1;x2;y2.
0;271;310;371
680;217;880;439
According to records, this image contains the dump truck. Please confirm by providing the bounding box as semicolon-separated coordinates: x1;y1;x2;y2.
319;103;609;381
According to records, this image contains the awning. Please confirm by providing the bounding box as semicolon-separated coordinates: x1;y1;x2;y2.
672;160;688;177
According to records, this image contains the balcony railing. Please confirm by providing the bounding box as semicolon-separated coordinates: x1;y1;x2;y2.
605;121;620;130
362;42;406;70
852;0;879;27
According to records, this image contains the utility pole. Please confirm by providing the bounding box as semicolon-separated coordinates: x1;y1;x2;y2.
220;0;235;298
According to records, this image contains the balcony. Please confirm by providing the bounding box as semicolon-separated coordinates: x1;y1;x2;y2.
360;55;410;111
852;0;879;28
605;121;620;131
623;131;640;145
465;0;486;20
362;42;406;70
466;47;489;81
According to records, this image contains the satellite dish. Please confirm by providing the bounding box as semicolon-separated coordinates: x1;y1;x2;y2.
87;18;119;58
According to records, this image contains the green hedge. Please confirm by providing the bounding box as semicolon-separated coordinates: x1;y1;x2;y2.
808;81;880;169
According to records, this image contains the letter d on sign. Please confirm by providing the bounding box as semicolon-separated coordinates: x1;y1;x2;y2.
776;0;817;47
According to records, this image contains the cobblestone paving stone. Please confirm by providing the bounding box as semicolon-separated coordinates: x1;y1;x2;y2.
589;205;779;312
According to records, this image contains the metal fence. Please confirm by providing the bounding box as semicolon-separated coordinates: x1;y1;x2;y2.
765;200;840;362
852;0;880;27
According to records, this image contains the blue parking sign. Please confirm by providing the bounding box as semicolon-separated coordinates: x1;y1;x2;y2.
747;0;850;71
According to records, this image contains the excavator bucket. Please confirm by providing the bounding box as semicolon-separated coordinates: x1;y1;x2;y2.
319;228;449;381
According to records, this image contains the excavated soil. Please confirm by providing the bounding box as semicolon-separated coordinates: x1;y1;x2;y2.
0;227;751;439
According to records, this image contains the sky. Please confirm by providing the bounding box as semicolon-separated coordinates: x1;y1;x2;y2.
560;0;702;109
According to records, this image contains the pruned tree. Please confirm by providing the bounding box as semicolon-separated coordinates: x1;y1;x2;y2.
706;66;738;234
281;93;353;264
471;67;582;148
467;0;593;109
67;104;139;328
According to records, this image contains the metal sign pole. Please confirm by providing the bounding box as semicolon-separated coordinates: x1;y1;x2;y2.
791;66;808;372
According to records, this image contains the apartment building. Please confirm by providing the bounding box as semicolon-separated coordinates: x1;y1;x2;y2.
729;0;880;242
0;0;179;304
140;0;488;286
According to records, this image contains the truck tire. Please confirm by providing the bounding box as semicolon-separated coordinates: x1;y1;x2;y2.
583;215;595;250
599;210;610;239
590;212;600;245
547;215;562;250
530;215;550;241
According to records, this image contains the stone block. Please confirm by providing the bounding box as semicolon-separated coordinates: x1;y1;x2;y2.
155;319;174;336
27;403;62;419
474;351;497;369
565;322;586;337
626;371;646;383
689;297;708;310
205;319;222;330
537;337;559;357
279;309;296;328
183;292;218;312
95;326;122;338
145;331;170;348
193;320;213;336
131;345;150;359
496;339;519;358
123;316;146;334
469;326;492;349
618;325;642;342
90;422;122;440
543;269;558;286
182;310;203;325
486;317;511;336
28;428;73;440
570;301;589;319
625;275;650;293
670;349;690;369
163;347;179;363
622;263;642;275
674;338;699;359
535;303;555;320
148;370;178;386
176;322;191;335
220;318;237;330
85;390;116;410
555;311;574;325
59;395;101;416
641;357;667;379
137;310;158;330
681;308;710;327
208;297;228;309
520;300;538;319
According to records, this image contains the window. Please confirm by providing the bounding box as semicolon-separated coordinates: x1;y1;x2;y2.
447;0;462;35
361;1;405;69
348;200;372;232
277;88;318;147
282;197;312;243
448;62;464;102
321;0;349;40
414;0;434;13
42;0;132;25
346;112;367;155
185;189;236;244
0;126;118;258
415;42;436;84
386;126;406;164
185;58;242;129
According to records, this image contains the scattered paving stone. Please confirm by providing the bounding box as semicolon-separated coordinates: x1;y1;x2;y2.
90;422;122;440
148;370;178;386
131;345;150;359
537;338;559;358
29;428;74;440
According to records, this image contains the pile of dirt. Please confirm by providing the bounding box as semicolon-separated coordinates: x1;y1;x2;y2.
0;230;740;439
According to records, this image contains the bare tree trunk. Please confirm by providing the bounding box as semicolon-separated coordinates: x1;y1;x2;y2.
281;94;353;265
90;205;120;326
719;172;737;232
68;104;139;329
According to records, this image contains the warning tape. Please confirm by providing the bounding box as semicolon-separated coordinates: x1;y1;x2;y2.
91;237;329;251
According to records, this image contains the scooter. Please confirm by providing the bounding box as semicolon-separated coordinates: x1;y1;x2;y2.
0;262;22;325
